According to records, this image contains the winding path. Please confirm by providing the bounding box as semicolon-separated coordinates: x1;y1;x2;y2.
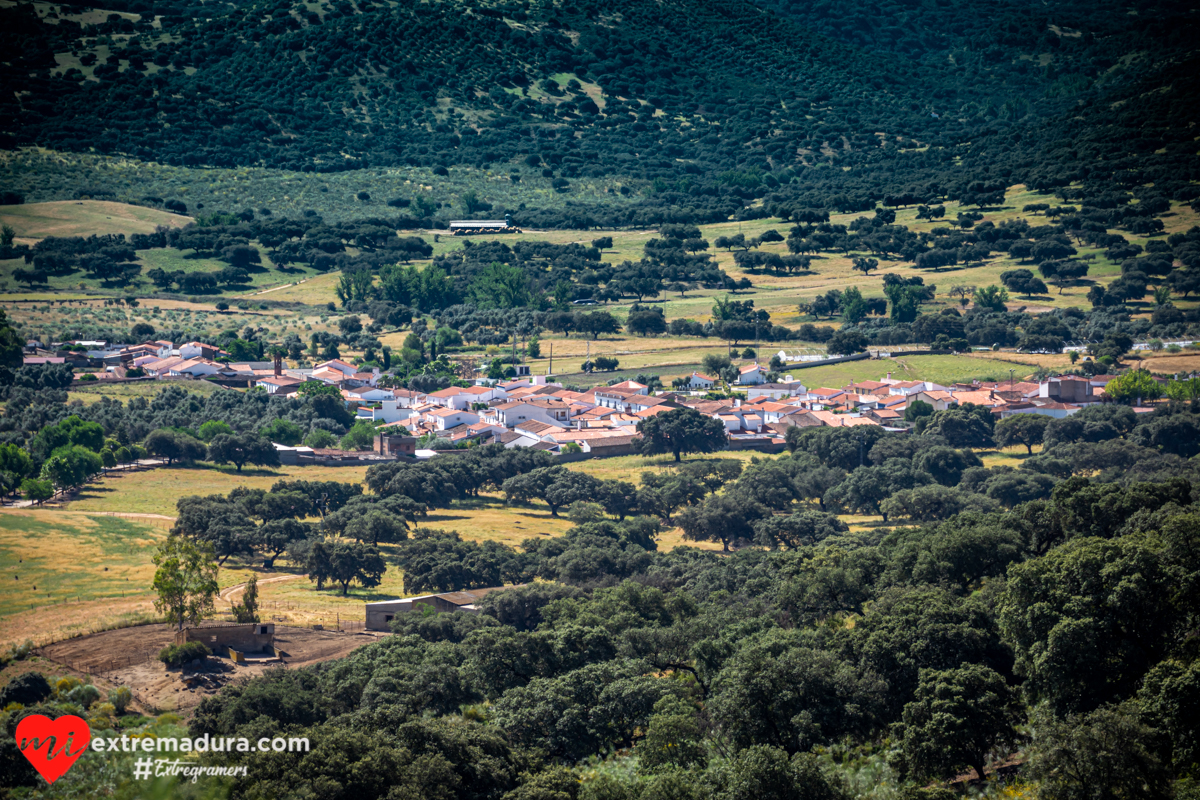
219;573;306;606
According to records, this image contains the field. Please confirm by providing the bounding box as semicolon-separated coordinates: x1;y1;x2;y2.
0;199;191;243
56;454;737;552
67;377;225;405
4;183;1196;378
0;427;1083;652
0;449;757;646
0;511;166;647
61;462;372;516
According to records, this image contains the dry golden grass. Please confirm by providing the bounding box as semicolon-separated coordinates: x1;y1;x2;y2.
980;445;1040;468
241;549;410;626
565;451;763;481
0;511;167;646
1136;352;1200;375
962;351;1073;371
0;200;190;243
237;271;342;304
67;379;225;405
656;526;725;552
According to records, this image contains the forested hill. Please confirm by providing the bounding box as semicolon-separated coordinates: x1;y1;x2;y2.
2;0;1199;220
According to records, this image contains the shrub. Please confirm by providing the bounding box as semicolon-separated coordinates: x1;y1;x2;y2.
65;683;101;708
109;686;132;714
0;671;51;706
158;641;211;668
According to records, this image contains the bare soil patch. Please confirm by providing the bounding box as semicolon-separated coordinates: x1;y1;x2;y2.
36;622;378;714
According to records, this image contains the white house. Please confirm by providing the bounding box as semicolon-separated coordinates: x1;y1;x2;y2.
345;385;396;403
593;386;646;411
428;385;507;410
178;341;219;360
423;407;481;431
391;389;429;408
486;398;571;428
887;380;929;396
625;395;679;414
256;375;304;395
679;372;716;391
314;359;358;377
167;359;222;378
736;363;765;385
607;380;649;395
356;400;416;425
755;402;806;424
746;382;807;402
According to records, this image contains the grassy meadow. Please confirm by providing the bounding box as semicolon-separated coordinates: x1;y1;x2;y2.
0;420;1057;647
61;463;372;516
4;183;1195;384
0;450;746;642
0;511;166;646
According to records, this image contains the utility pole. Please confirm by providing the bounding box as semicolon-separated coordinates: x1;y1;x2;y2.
548;343;553;376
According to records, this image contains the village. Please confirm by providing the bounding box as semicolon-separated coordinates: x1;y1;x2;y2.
21;335;1130;465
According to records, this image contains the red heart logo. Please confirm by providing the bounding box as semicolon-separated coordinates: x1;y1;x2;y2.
15;714;91;784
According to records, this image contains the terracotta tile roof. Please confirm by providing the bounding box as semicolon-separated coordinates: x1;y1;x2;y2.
427;407;471;417
516;420;558;434
845;380;889;392
954;390;1004;407
585;435;638;448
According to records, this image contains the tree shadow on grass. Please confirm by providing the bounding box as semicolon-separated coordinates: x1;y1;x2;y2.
179;462;283;478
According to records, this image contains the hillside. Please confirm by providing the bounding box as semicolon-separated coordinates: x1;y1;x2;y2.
2;0;1198;225
0;199;191;243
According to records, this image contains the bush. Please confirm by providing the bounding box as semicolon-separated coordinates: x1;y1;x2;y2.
0;671;52;706
109;686;132;714
64;683;101;708
158;641;211;668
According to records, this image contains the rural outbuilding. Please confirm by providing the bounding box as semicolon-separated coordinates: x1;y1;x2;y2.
365;587;512;630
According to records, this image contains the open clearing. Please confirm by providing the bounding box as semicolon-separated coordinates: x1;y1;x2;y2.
0;511;166;646
60;462;371;516
38;622;377;713
0;199;191;243
0;451;754;646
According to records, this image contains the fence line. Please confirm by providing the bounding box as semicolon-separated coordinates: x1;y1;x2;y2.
34;647;160;676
